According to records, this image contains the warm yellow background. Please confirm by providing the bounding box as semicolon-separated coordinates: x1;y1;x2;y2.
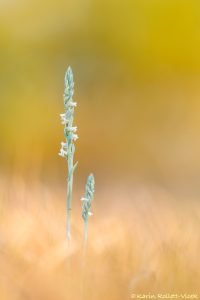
1;1;200;299
1;0;200;191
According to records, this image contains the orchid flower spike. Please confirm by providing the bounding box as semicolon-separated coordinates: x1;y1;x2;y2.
59;66;78;240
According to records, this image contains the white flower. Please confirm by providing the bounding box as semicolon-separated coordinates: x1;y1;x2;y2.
58;142;68;157
68;101;77;107
61;141;68;148
58;148;68;157
66;126;77;133
71;133;78;141
60;113;69;125
81;197;89;202
63;98;77;107
88;211;93;216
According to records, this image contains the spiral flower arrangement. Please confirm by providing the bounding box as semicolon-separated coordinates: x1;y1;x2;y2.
59;66;78;241
81;174;95;242
59;66;95;243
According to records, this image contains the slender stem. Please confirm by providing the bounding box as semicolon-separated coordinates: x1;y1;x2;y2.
84;219;88;243
81;219;88;299
66;142;74;241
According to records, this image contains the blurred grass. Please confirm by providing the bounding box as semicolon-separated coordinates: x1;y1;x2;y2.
0;176;200;299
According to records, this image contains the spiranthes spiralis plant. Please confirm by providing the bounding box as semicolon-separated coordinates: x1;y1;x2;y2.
81;174;95;242
80;174;95;299
59;66;78;241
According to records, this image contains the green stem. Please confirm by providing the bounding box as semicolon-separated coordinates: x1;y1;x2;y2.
84;219;88;243
66;142;74;241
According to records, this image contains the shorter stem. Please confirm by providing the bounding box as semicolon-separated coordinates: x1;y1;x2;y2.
84;219;88;243
81;221;88;300
67;209;71;241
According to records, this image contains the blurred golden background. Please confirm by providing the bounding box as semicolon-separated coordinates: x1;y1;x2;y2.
1;0;200;191
1;1;200;299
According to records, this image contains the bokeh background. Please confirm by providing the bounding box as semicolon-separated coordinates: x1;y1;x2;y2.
1;0;200;191
1;1;200;299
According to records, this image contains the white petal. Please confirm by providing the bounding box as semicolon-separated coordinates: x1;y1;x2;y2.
60;113;70;125
58;148;68;157
61;142;68;148
58;152;64;157
81;197;89;201
71;126;77;132
72;134;78;141
66;126;77;133
67;101;77;107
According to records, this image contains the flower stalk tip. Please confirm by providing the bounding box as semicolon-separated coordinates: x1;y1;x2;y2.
81;174;95;242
